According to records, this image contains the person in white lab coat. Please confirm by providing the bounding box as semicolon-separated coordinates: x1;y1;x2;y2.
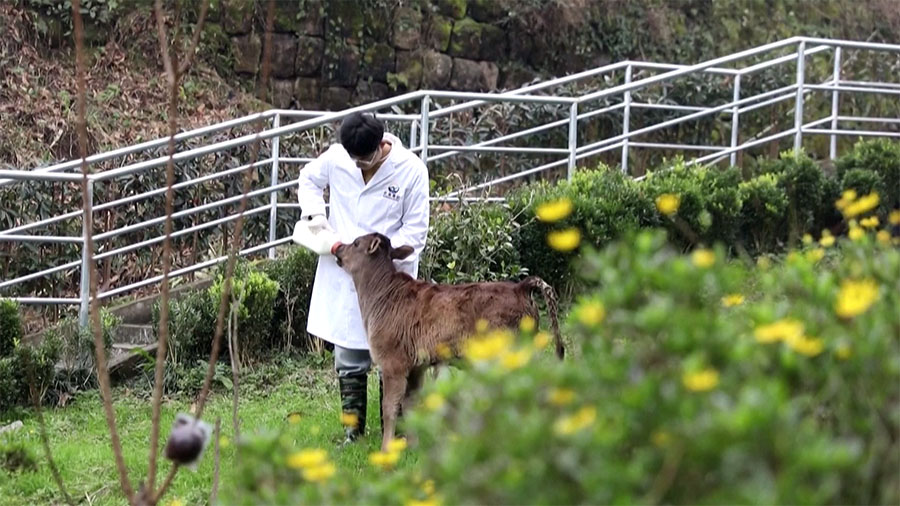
292;111;430;444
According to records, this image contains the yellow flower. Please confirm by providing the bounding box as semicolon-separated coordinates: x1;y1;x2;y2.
547;228;582;252
302;462;336;482
425;392;445;411
533;331;551;349
536;198;573;222
860;216;880;228
805;248;825;263
369;450;400;470
287;412;302;425
548;388;576;406
682;368;719;392
692;248;715;268
500;348;532;371
218;436;230;449
786;335;824;356
890;209;900;226
835;345;852;360
819;234;835;248
519;315;536;333
655;193;681;216
407;498;440;506
848;226;864;241
802;233;813;245
288;448;328;469
166;499;184;506
340;412;359;428
387;438;408;453
876;230;891;245
553;406;597;436
422;479;436;496
651;430;671;448
842;192;880;218
463;329;513;362
835;189;857;210
754;318;804;344
576;300;605;326
835;278;879;319
721;294;745;307
757;256;772;270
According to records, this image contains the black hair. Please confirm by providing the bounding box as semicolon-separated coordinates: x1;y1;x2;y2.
339;112;384;157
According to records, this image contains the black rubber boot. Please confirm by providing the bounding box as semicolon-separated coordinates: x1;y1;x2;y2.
339;373;367;443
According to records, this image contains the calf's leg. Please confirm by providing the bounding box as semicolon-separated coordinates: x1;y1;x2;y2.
380;372;408;452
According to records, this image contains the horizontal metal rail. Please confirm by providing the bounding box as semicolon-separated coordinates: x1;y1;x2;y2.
0;234;82;244
804;128;900;138
0;260;81;290
6;297;81;305
836;115;900;124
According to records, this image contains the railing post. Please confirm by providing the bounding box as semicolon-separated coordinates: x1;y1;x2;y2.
78;179;93;327
729;74;742;167
567;102;578;180
409;118;418;151
621;64;632;174
419;95;430;163
830;46;842;160
794;40;806;154
268;113;280;260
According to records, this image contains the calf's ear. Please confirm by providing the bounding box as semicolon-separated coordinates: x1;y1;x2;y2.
366;236;382;255
390;245;415;260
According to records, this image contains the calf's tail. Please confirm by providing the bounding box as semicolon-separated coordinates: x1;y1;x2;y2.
522;276;565;359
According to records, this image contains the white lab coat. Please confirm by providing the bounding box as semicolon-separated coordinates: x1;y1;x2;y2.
297;133;430;350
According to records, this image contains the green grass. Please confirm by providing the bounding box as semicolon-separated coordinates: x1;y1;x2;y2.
0;355;413;505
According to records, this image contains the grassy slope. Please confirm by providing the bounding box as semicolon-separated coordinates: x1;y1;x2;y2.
0;356;412;505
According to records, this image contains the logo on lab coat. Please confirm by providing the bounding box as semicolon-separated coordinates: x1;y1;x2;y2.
383;185;401;201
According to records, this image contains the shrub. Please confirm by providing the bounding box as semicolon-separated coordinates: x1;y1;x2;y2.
420;201;527;284
508;166;655;295
209;266;280;364
231;224;897;505
840;168;885;203
738;173;789;254
759;151;826;241
0;299;23;358
153;289;216;366
836;138;900;211
45;308;120;376
261;247;321;354
0;333;61;411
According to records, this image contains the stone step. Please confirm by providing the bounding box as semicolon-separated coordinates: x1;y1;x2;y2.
112;323;155;345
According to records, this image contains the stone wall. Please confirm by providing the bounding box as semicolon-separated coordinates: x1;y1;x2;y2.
209;0;584;111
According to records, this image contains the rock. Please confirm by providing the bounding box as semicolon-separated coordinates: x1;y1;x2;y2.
222;0;254;35
322;86;353;111
425;14;453;52
0;421;23;435
270;34;298;78
479;23;506;61
500;64;541;90
231;34;261;75
354;80;391;104
450;58;498;91
393;50;424;91
272;0;323;34
327;0;365;40
295;36;325;76
393;7;422;50
294;78;321;109
202;23;233;76
422;50;453;89
270;79;295;108
363;43;395;83
324;42;360;86
449;17;482;58
437;0;468;19
470;0;507;22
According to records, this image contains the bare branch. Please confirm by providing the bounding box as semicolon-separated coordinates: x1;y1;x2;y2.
153;0;175;86
72;0;134;501
25;356;74;506
178;0;211;75
194;0;276;420
152;464;179;504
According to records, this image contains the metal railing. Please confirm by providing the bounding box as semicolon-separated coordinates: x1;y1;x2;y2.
1;36;899;324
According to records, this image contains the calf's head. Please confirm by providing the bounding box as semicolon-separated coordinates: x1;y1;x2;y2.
334;233;414;277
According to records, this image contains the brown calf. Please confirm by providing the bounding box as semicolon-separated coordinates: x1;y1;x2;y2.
334;232;564;451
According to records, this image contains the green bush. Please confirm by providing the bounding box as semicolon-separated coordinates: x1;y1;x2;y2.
153;289;216;367
738;173;789;254
759;151;826;241
508;166;655;295
45;308;120;376
0;333;61;411
228;227;898;505
836;138;900;211
0;299;23;358
261;247;320;353
420;201;527;284
840;168;885;203
209;266;280;364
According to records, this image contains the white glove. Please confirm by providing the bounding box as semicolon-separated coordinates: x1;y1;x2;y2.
292;217;341;256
